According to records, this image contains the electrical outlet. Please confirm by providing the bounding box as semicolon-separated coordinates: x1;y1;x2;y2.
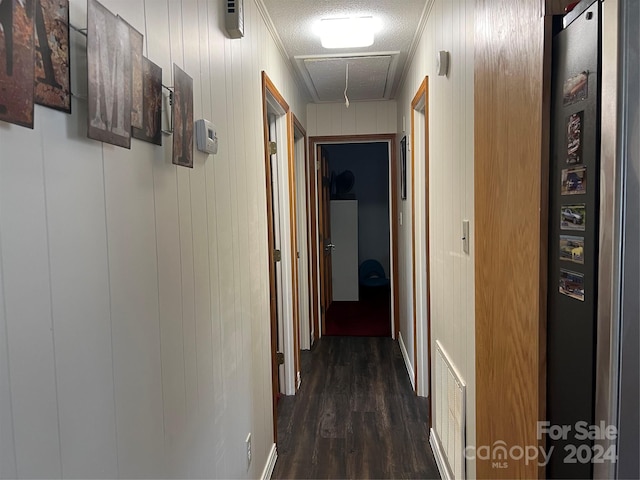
245;433;251;470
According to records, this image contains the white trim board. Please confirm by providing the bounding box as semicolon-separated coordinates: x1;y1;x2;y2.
430;428;454;480
398;332;415;391
261;443;278;480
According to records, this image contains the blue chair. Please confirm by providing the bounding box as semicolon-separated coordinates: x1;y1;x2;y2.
358;259;390;289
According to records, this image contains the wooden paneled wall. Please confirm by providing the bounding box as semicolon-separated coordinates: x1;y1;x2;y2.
306;101;397;137
474;0;551;478
0;0;306;478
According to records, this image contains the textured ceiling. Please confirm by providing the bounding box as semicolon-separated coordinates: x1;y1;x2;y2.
260;0;428;103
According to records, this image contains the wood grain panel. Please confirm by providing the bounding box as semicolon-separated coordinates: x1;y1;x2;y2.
474;1;551;478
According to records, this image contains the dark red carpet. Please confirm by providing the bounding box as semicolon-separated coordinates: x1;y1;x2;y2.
325;287;391;337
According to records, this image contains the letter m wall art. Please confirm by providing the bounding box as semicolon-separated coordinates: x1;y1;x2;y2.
87;0;132;148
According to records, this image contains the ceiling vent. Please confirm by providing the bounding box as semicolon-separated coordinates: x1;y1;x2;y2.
225;0;244;38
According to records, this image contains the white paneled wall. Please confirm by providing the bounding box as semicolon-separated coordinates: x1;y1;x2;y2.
395;0;475;478
0;0;305;478
306;101;397;137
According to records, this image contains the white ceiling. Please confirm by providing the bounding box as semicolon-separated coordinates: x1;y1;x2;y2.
260;0;429;103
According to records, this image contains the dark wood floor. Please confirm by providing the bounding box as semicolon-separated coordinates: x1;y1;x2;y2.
272;336;440;480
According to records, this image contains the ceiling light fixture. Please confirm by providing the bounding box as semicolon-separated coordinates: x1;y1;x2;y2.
319;16;375;49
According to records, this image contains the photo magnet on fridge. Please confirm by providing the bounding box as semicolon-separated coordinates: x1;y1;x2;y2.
563;71;588;106
559;235;584;265
566;111;583;165
560;203;586;231
561;166;587;196
559;269;585;302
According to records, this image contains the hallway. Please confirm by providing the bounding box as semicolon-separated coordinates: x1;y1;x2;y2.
272;337;440;479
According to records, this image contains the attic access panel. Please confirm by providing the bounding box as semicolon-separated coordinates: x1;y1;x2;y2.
300;54;396;103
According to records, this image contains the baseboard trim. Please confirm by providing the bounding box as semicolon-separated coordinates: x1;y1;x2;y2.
398;332;415;391
261;443;278;480
430;428;454;480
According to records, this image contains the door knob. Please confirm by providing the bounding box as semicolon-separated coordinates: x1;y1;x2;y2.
324;243;335;251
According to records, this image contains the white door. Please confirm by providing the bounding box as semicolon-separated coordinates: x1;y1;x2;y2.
330;200;359;301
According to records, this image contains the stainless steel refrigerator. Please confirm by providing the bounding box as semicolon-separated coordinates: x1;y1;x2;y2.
548;0;638;478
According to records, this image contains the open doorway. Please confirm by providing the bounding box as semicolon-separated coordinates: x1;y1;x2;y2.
324;142;392;337
411;77;432;408
308;135;399;340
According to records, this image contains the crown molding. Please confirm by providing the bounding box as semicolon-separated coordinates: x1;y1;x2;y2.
396;0;435;95
253;0;312;103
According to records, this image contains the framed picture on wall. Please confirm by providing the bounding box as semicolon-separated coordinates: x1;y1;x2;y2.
0;0;36;128
172;63;193;168
132;57;162;146
87;0;132;148
34;0;71;113
400;135;407;200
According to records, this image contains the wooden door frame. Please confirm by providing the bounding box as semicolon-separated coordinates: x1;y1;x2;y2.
307;134;400;339
410;77;432;414
261;71;295;442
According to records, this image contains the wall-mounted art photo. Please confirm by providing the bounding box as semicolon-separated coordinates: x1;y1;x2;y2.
132;57;162;145
561;165;586;195
400;135;407;200
172;63;193;168
560;203;586;231
559;235;584;264
0;0;36;128
118;15;143;130
566;111;583;164
87;0;131;148
563;71;588;106
34;0;70;113
559;269;584;301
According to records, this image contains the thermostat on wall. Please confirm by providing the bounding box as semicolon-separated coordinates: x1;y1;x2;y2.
195;119;218;155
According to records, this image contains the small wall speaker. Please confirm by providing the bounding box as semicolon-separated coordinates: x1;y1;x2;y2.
225;0;244;39
436;50;449;76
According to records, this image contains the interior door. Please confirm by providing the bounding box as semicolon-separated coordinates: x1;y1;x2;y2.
317;145;333;334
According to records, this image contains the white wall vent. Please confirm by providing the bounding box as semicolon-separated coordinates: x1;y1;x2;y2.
225;0;244;38
431;340;466;479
